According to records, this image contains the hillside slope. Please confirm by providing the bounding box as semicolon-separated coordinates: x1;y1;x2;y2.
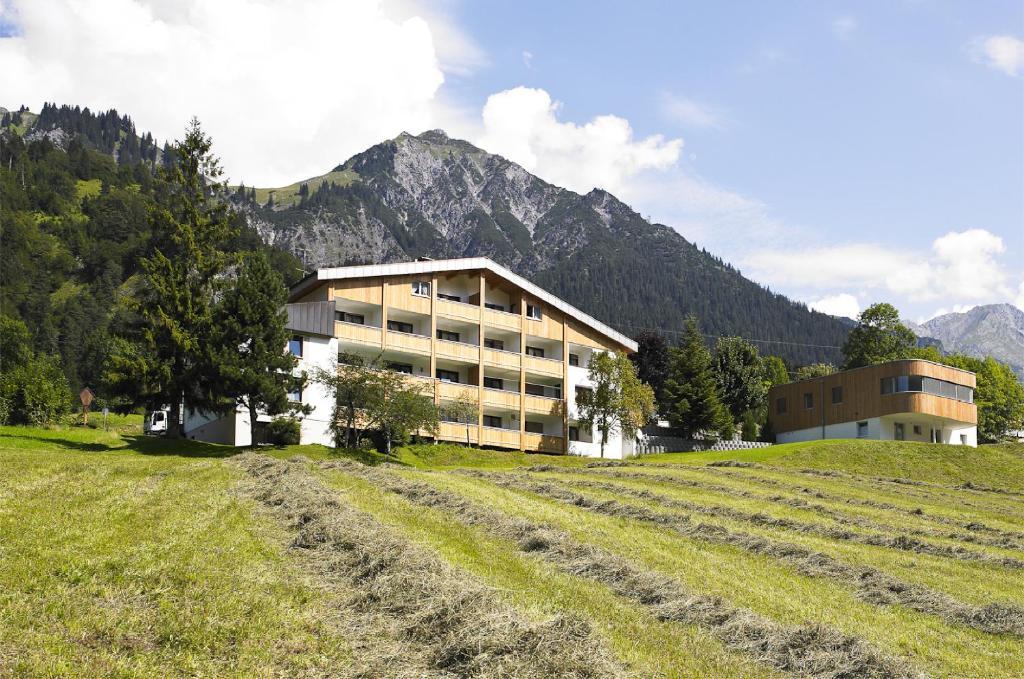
247;130;850;364
915;304;1024;380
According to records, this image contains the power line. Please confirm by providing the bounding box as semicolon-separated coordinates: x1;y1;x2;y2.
617;324;844;351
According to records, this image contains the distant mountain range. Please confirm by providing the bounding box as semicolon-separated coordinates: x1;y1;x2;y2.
905;304;1024;380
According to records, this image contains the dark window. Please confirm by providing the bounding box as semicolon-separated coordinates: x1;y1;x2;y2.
575;385;592;401
336;311;365;325
913;424;922;435
485;302;505;312
803;393;813;409
908;375;923;392
525;346;545;358
526;383;545;396
831;386;842;404
411;281;430;297
569;353;579;367
287;387;302;402
437;292;461;302
436;369;459;383
776;398;787;415
440;410;460;423
526;303;542;320
483;415;502;428
484;338;505;350
288;336;303;357
436;329;460;342
857;421;868;438
525;421;544;434
880;377;895;394
387;320;414;334
568;426;580;441
484;377;504;390
957;385;974;403
387;362;413;374
894;422;905;441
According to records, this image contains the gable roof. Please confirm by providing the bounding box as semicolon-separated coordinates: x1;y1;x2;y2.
289;257;637;352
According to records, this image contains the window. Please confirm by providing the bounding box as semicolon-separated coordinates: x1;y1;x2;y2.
568;426;580;441
931;428;941;443
484;377;504;390
880;377;895;395
857;421;868;438
336;311;365;325
436;369;459;383
387;320;414;334
569;353;580;367
411;281;430;297
957;385;974;403
483;415;502;428
526;303;542;320
960;434;968;445
485;302;505;312
526;383;545;397
776;397;787;415
831;386;842;404
484;338;505;351
287;387;302;403
575;385;592;401
913;424;922;436
437;292;460;302
803;392;813;409
387;362;413;374
288;336;303;357
436;329;460;342
525;421;544;434
525;346;545;358
894;422;905;441
882;374;974;403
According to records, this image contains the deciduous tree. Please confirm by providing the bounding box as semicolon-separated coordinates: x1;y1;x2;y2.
712;336;766;422
841;303;916;369
576;351;656;458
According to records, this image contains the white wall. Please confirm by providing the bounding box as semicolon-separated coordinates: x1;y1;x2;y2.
566;359;633;459
297;335;337;447
777;415;977;447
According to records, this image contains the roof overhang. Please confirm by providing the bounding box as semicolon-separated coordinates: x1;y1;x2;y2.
288;257;638;352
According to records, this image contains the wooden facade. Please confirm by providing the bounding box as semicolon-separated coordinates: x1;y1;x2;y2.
768;360;977;435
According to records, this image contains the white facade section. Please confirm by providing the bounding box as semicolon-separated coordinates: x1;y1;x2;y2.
777;414;977;447
565;348;638;460
295;334;337;447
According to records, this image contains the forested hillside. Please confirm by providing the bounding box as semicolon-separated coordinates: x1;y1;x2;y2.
0;105;301;396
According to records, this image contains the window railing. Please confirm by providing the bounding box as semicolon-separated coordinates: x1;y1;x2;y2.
880;375;974;404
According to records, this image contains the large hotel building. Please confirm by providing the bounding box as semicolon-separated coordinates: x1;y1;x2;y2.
188;258;640;458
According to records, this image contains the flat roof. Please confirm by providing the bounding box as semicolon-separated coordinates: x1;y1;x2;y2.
289;257;638;352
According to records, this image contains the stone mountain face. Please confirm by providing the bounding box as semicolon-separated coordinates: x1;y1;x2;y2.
249;129;851;365
916;304;1024;380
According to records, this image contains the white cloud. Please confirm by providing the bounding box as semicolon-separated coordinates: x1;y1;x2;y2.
660;93;723;129
743;229;1021;314
968;35;1024;77
478;86;682;195
522;50;533;69
831;16;857;41
809;293;860;319
0;0;474;186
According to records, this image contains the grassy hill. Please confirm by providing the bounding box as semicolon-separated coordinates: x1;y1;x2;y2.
2;424;1023;677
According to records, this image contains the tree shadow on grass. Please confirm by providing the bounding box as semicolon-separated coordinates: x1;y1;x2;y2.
124;435;239;458
0;434;114;453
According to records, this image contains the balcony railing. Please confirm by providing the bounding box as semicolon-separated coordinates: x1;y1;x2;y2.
386;330;431;354
524;354;563;377
524;394;564;416
436;298;481;322
483;388;520;409
481;426;520;448
483;307;521;331
335;321;382;346
438;420;478;444
437;380;474;401
483;347;521;369
522;432;564;454
435;338;479;363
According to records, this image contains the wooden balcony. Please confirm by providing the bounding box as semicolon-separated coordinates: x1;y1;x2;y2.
436;339;479;363
524;394;564;417
437;380;475;401
483;347;520;369
436;298;480;322
386;330;431;355
334;321;382;346
522;433;564;454
481;426;520;449
524;354;563;377
483;307;521;332
483;388;519;409
438;421;478;444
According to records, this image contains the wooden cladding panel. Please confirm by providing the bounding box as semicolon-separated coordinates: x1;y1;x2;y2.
522;433;564;454
768;360;977;434
565;320;624;352
332;279;382;305
386;274;432;314
523;297;564;341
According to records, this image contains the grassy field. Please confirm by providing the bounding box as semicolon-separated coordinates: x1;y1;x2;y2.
1;424;1022;677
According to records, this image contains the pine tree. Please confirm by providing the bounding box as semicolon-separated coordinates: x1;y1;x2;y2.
662;316;733;439
106;118;237;436
213;251;304;445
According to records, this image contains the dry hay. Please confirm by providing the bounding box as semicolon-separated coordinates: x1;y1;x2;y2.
322;459;919;679
233;453;622;679
548;474;1024;569
556;466;1024;552
464;470;1024;637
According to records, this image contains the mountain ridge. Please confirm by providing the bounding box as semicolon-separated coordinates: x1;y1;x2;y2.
910;304;1024;380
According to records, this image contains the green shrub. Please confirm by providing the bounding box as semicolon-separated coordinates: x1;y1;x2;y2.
741;411;759;441
0;354;72;426
264;416;300;445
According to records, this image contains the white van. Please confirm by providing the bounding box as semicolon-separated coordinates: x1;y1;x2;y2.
144;410;169;435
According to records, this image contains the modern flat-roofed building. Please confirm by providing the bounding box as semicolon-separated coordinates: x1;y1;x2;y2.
279;257;639;457
767;359;977;446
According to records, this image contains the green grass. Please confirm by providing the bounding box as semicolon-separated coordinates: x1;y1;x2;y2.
2;426;1022;676
245;169;359;209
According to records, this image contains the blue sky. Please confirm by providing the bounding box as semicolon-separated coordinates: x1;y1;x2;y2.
1;0;1021;321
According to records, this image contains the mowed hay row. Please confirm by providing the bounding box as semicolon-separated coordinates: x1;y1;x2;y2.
565;466;1024;552
698;463;1024;529
541;471;1024;568
639;462;1024;541
233;453;622;679
321;459;919;679
463;470;1024;637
